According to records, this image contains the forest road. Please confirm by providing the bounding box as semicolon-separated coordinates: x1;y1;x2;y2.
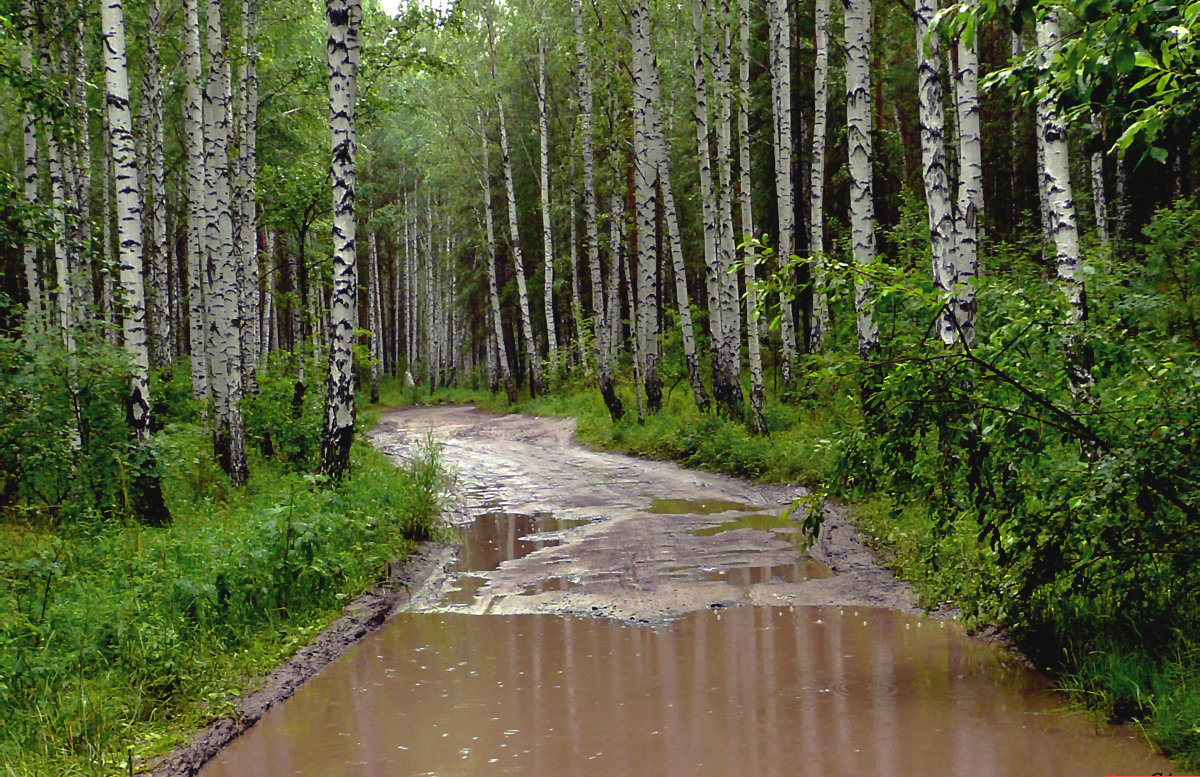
370;405;930;623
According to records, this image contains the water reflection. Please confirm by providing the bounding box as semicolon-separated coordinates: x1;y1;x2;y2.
199;607;1172;777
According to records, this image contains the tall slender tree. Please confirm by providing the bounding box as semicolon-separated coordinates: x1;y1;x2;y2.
573;0;623;421
205;0;248;483
320;0;362;480
184;0;209;404
808;0;831;353
766;0;799;384
738;0;765;433
630;0;662;413
536;30;559;374
100;0;170;524
845;0;879;361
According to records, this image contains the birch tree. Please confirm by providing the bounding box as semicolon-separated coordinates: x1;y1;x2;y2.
184;0;209;403
914;0;959;346
738;0;765;433
238;0;262;382
573;0;623;421
954;33;981;345
1037;9;1091;396
489;6;542;397
766;0;799;382
709;0;744;413
808;0;831;353
142;0;171;365
205;0;248;483
369;231;382;404
845;0;879;361
320;0;362;480
630;0;662;413
536;32;558;374
19;0;41;323
101;0;170;524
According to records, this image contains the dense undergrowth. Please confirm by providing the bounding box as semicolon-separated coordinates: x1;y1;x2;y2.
400;197;1200;769
0;352;446;776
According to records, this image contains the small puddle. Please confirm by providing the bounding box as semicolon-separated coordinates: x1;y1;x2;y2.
692;512;796;536
647;498;763;514
707;559;832;583
451;511;589;572
199;606;1173;777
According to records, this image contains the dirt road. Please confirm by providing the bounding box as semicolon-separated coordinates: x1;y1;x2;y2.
371;405;925;622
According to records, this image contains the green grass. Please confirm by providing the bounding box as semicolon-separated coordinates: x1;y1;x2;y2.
0;424;447;776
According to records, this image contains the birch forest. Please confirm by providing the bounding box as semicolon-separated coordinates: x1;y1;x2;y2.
2;0;1200;773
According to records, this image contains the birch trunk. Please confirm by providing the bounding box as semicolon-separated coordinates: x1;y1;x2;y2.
738;0;765;433
569;168;588;368
1037;10;1091;396
845;0;879;360
709;0;743;412
204;0;248;484
766;0;799;382
41;15;74;355
143;0;171;365
184;0;209;403
71;14;92;320
20;0;41;323
808;0;831;353
238;0;261;383
320;0;361;480
954;33;981;345
1090;116;1109;246
572;0;623;421
368;232;382;404
915;0;959;346
536;34;559;375
480;112;517;402
607;189;623;369
101;0;170;524
691;0;721;377
630;0;662;413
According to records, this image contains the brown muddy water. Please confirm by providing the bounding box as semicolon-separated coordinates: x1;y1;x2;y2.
195;408;1174;775
200;606;1170;777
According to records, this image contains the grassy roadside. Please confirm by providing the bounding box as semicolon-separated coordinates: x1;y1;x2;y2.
0;424;445;776
387;371;1199;770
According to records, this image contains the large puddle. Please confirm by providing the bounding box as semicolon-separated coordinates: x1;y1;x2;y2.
200;606;1171;777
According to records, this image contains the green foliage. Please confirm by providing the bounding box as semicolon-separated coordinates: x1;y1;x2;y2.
241;353;325;470
0;432;446;775
0;324;158;527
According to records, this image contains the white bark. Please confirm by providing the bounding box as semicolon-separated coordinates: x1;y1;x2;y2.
143;0;171;365
491;54;542;396
536;34;559;374
238;0;261;381
808;0;831;353
738;0;764;432
1090;116;1109;246
631;0;661;413
709;0;743;412
184;0;209;403
20;0;41;322
41;23;73;355
480;111;516;400
845;0;879;360
568;157;588;369
205;0;247;482
915;0;959;346
766;0;799;379
954;33;981;345
369;232;382;403
101;0;153;441
1037;10;1091;394
572;0;622;420
320;0;361;480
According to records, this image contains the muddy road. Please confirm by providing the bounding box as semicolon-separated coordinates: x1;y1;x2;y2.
371;405;919;621
192;405;1174;777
